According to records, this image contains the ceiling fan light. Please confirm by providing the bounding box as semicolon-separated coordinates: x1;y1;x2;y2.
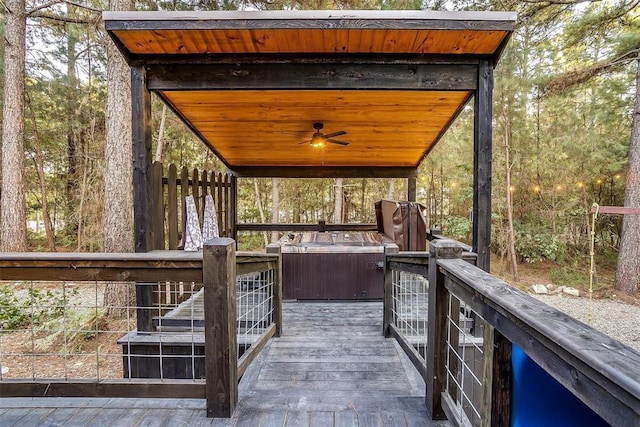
310;140;325;148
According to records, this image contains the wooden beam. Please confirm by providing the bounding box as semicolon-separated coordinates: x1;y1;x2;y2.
490;329;512;426
151;161;164;250
426;240;463;420
203;238;237;418
591;206;640;214
236;222;377;232
236;323;276;378
103;10;518;32
132;66;155;332
266;244;283;337
472;59;493;272
389;323;427;380
383;244;399;337
132;66;153;253
229;166;418;178
147;63;478;91
407;176;417;202
0;380;204;399
127;53;490;66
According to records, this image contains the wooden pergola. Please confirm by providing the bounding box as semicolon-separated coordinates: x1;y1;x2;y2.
104;10;516;270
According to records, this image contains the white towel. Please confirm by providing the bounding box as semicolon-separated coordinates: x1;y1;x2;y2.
183;195;203;251
202;194;219;243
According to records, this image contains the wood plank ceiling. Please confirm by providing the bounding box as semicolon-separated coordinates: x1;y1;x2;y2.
104;11;515;172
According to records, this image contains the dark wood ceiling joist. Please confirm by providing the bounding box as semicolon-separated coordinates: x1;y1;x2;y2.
146;63;478;91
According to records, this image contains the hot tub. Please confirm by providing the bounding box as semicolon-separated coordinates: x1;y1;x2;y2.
277;231;393;300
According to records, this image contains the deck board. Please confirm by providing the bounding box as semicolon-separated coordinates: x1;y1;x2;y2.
0;302;449;426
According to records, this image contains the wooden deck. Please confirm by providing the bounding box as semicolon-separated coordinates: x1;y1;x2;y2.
0;302;449;426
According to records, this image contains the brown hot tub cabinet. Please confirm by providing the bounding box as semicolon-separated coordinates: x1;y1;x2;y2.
278;231;393;300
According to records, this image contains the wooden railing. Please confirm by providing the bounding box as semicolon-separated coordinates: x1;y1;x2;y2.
384;239;640;426
0;240;281;419
236;220;378;233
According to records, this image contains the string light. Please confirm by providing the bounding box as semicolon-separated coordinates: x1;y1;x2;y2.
555;184;562;191
533;185;541;192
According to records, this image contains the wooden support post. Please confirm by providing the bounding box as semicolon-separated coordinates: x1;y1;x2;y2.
132;66;152;254
151;161;165;250
180;166;189;247
426;239;463;420
203;238;238;418
230;176;238;242
407;176;417;202
267;244;283;337
480;323;495;427
167;164;178;249
217;173;223;236
383;244;399;337
472;60;494;272
192;168;201;222
224;174;231;237
132;66;154;332
490;329;512;426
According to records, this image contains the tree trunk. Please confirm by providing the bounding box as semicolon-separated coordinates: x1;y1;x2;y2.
66;12;79;237
615;55;640;294
271;178;280;243
26;96;56;251
359;178;366;221
103;0;135;316
154;104;167;163
0;0;28;252
253;179;268;248
387;178;395;200
503;114;519;281
333;178;343;224
77;153;89;251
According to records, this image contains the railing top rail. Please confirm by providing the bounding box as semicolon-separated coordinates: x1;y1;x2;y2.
438;257;640;410
0;250;278;282
0;250;201;263
428;233;472;252
236;222;378;232
387;251;431;260
236;251;279;260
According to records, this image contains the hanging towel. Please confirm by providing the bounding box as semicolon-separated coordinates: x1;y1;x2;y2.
183;195;203;251
202;194;219;243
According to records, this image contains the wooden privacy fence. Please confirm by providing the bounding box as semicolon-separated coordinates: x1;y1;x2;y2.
383;239;640;427
150;162;237;251
0;242;281;419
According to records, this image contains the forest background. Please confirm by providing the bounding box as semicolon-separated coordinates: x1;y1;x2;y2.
0;0;638;296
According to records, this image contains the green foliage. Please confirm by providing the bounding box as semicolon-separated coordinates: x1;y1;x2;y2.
0;285;77;329
515;225;567;263
443;215;471;243
550;264;589;288
237;232;268;251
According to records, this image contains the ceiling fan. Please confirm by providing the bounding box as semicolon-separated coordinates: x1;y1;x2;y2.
298;122;349;148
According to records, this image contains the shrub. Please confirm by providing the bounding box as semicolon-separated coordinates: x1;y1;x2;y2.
443;215;472;243
515;229;567;263
0;284;76;329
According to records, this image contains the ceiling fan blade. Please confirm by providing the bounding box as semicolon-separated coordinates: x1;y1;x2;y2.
323;130;347;139
298;139;311;145
327;139;349;146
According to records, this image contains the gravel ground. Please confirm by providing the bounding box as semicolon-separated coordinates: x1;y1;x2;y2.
531;293;640;352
